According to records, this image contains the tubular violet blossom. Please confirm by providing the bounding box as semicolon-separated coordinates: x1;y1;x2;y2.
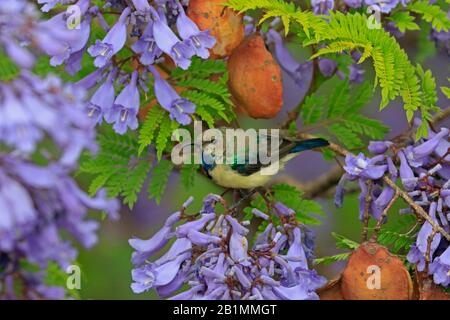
129;194;325;300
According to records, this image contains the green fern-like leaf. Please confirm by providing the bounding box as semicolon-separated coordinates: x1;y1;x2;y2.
301;95;326;125
441;78;450;99
156;117;177;161
378;230;415;253
178;78;232;105
80;131;152;209
138;106;165;155
180;164;200;189
327;79;350;118
148;159;174;204
409;1;450;32
314;252;351;265
332;232;360;250
388;11;420;33
329;123;364;149
171;57;227;79
122;161;151;208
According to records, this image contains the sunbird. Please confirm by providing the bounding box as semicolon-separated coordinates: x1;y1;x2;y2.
200;129;329;189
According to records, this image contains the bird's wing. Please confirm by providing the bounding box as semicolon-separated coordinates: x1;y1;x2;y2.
230;133;328;176
231;135;296;176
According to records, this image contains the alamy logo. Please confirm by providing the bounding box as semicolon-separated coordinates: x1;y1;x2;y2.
171;121;281;175
66;265;81;290
366;265;381;290
366;2;382;30
66;5;82;30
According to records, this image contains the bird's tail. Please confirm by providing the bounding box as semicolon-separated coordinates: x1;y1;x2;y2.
290;138;329;153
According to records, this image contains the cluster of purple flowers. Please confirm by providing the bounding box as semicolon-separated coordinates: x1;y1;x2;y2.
36;0;216;132
335;125;450;287
0;0;119;299
129;194;326;300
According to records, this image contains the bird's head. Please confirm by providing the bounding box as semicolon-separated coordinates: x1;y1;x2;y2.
201;140;221;172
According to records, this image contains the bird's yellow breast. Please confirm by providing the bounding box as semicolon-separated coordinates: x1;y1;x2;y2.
208;154;297;189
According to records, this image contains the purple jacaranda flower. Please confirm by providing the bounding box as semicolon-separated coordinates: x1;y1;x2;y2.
407;245;426;271
344;153;388;180
0;86;41;153
429;246;450;287
187;230;221;246
357;178;370;220
273;282;319;300
229;226;250;265
344;0;363;7
131;252;191;293
368;141;392;154
318;58;337;77
170;284;204;300
129;211;181;265
131;264;156;294
39;0;91;66
88;7;130;67
149;6;194;70
398;150;418;191
225;215;249;235
65;48;85;75
176;4;216;59
131;22;163;65
335;174;349;208
154;237;192;267
200;194;223;214
348;64;365;83
156;269;190;298
286;228;308;270
104;71;140;134
86;71;116;124
176;213;216;237
371;186;394;220
312;0;334;14
404;128;449;167
417;202;441;257
75;67;105;90
266;29;313;92
37;0;72;12
385;21;404;38
244;16;256;35
149;66;195;125
252;208;270;220
364;0;400;13
131;0;151;11
274;202;296;216
3;41;35;69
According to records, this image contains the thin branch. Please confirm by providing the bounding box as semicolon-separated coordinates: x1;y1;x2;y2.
425;229;438;273
370;191;399;242
362;180;373;242
432;107;450;125
383;178;450;241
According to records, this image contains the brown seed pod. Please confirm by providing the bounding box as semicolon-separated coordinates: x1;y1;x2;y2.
187;0;245;59
317;277;345;300
341;242;414;300
227;35;283;119
415;272;450;300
